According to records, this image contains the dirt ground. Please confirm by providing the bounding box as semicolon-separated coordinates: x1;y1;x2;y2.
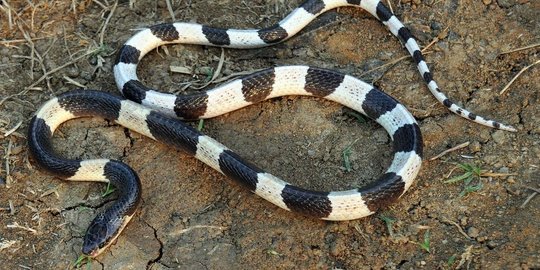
0;0;539;269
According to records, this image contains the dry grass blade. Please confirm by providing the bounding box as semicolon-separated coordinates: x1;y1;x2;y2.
166;0;176;20
480;172;517;177
520;192;537;209
27;47;102;90
9;200;15;215
63;75;86;88
359;51;434;78
3;120;22;137
0;36;50;45
99;0;118;46
456;245;474;270
525;186;540;193
4;139;13;187
170;66;192;74
499;59;540;95
499;43;540;55
191;48;226;90
0;239;17;251
171;225;227;236
212;68;266;84
430;141;470;161
7;222;37;234
0;1;14;29
359;26;447;78
442;217;471;240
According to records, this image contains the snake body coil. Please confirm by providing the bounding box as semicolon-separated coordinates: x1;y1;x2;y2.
28;0;513;258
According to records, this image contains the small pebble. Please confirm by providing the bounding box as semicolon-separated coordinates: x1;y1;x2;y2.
469;141;482;153
66;66;80;77
483;0;492;5
487;240;499;249
467;227;480;238
497;0;518;8
460;217;468;226
491;130;507;144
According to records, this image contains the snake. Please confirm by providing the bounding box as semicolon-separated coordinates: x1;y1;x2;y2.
28;0;514;258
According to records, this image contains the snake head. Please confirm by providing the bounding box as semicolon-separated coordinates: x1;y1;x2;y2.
82;213;127;257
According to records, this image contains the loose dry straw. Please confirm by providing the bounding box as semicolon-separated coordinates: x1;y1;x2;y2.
430;141;470;161
499;42;540;55
499;59;540;95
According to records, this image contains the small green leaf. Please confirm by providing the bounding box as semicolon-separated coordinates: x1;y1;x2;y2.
342;139;360;172
418;230;430;253
459;183;483;197
447;254;457;267
78;206;92;213
379;215;396;236
73;254;91;268
204;68;214;82
444;171;473;184
102;182;116;198
345;111;367;124
197;119;204;131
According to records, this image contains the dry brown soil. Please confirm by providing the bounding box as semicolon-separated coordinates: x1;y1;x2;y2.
0;0;539;269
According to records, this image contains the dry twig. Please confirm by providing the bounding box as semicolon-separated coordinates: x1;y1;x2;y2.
430;142;470;161
499;43;540;55
3;120;22;137
171;225;227;236
98;0;118;46
520;192;537;209
7;222;37;234
26;47;102;90
442;217;471;240
499;59;540;95
166;0;176;21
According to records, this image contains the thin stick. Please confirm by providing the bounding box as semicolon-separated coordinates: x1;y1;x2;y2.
191;48;226;90
430;141;470;161
480;172;517;177
5;139;12;187
172;225;226;236
63;75;87;88
520;192;537;209
17;23;53;92
3;121;22;137
385;0;394;14
0;1;14;29
499;59;540;95
92;0;108;10
7;222;37;234
0;36;51;45
165;0;176;21
212;68;266;84
456;245;474;270
442;217;471;240
525;186;540;194
26;48;102;89
0;239;17;251
499;43;540;55
359;51;434;78
9;200;14;215
99;0;118;46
